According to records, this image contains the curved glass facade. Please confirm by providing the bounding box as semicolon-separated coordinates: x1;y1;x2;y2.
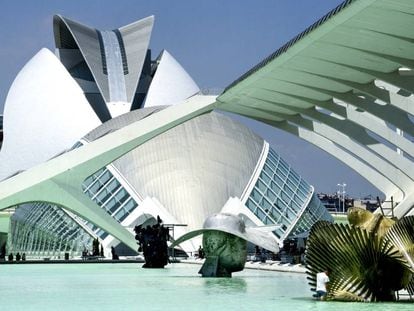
288;194;331;238
8;163;141;258
80;166;139;240
245;147;332;240
9;203;93;258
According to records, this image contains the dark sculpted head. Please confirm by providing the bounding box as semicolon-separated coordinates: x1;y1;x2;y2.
203;230;247;273
171;213;279;277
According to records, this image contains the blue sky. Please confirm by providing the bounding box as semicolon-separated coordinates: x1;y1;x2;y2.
0;0;382;198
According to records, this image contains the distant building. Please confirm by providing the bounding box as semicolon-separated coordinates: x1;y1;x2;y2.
318;192;383;213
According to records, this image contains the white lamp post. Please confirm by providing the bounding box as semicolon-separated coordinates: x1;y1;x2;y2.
336;190;341;213
337;183;347;213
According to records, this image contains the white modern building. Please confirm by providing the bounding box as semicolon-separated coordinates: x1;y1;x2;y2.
0;15;332;258
1;0;413;259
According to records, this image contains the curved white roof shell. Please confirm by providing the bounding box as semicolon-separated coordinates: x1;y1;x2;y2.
143;50;200;108
83;109;263;232
0;48;101;180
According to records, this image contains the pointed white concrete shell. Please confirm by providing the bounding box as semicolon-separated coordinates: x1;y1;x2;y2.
119;16;155;104
54;15;154;114
0;48;101;180
143;50;199;108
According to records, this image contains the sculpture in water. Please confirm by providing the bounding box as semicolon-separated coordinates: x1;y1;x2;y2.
172;213;279;277
306;207;414;301
134;216;169;268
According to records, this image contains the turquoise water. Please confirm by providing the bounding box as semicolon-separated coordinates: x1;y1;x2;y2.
0;263;412;310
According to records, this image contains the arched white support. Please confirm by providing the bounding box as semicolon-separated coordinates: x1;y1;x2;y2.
271;121;404;200
0;95;216;251
237;101;413;193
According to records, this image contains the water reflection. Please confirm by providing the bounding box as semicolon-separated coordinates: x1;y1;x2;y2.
0;264;412;311
203;277;247;293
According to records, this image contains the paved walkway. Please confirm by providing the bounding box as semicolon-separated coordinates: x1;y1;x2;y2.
180;258;306;274
1;257;306;273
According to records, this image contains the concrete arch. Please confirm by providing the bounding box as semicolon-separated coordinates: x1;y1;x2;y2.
0;95;217;252
231;94;414;194
255;77;414;137
237;102;412;194
270;121;404;201
250;89;414;158
268;103;414;182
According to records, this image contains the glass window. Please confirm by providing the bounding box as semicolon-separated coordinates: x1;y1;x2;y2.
256;207;266;222
289;170;300;184
123;198;137;214
85;180;104;197
105;197;121;214
291;200;301;213
275;198;284;211
99;170;112;185
267;207;279;222
270;180;281;195
270;206;281;219
276;167;287;178
263;164;274;175
300;179;310;191
286;177;297;192
115;208;127;222
278;158;289;172
262;198;272;212
294;191;305;203
106;178;120;193
257;179;267;192
260;171;271;184
274;174;284;188
281;191;290;204
246;199;257;213
95;188;111;205
266;158;276;170
114;199;138;222
269;149;279;163
283;184;294;199
251;189;262;203
266;188;276;202
114;188;129;205
82;168;105;189
285;207;296;220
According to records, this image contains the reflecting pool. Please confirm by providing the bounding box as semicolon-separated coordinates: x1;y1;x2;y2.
0;263;412;310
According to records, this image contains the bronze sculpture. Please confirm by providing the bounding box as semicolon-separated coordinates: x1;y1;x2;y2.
134;216;170;268
172;213;279;277
306;208;414;301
